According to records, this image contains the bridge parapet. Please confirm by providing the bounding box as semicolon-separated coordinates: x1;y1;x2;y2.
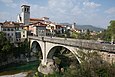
28;36;115;52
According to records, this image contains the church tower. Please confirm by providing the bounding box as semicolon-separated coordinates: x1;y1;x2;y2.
72;22;76;29
18;5;30;25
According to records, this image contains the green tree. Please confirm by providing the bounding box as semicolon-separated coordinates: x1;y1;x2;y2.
70;31;78;38
65;29;71;38
20;39;31;59
98;30;111;41
85;29;91;40
77;29;91;40
77;33;85;39
63;50;115;77
0;32;14;63
107;20;115;43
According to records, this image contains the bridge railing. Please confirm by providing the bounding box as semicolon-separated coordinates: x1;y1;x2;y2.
28;36;115;52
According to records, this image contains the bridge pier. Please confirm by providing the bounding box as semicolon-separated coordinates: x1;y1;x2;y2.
41;57;47;65
41;42;47;65
38;42;58;74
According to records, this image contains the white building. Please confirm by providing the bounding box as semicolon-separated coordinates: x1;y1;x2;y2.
28;22;47;36
0;5;30;43
72;22;76;29
1;21;25;43
0;23;2;31
17;5;30;25
21;29;28;39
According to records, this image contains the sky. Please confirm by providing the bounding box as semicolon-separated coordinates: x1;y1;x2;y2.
0;0;115;28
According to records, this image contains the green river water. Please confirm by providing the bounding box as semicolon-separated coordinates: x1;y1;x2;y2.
0;60;40;76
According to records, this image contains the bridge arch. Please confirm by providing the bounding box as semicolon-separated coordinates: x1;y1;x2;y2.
46;45;80;70
31;41;43;59
46;43;81;63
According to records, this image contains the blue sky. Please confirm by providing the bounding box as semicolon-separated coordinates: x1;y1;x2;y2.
0;0;115;28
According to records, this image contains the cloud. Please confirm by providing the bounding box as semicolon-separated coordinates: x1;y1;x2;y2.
48;0;84;22
105;7;115;14
29;0;78;22
24;0;104;27
0;0;13;3
0;0;17;7
0;12;10;21
19;0;29;6
49;0;74;9
71;6;82;16
0;12;6;20
0;0;111;28
83;1;101;8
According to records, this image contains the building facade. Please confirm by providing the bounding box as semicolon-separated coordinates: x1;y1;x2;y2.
1;21;26;43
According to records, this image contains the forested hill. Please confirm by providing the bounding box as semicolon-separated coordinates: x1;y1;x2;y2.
60;23;104;32
76;25;104;32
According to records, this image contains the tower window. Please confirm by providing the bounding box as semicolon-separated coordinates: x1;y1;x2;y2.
27;8;29;12
24;8;26;12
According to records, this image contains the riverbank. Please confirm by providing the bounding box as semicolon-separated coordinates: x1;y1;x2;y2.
0;72;27;77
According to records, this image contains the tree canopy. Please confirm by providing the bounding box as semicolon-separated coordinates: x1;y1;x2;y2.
0;32;13;62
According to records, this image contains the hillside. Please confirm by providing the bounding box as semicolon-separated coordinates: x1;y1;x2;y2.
60;23;104;32
76;25;104;32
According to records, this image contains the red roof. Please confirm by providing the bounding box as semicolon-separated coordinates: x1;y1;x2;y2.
56;24;65;28
2;21;23;28
33;22;47;27
30;18;44;21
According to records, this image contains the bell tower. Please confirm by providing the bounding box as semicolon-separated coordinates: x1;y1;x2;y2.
21;5;30;25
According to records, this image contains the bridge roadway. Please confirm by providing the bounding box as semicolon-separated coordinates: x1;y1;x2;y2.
28;36;115;53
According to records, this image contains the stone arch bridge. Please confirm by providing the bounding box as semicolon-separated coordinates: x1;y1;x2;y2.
28;36;115;66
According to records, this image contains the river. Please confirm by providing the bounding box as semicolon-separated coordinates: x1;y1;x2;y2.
0;60;40;76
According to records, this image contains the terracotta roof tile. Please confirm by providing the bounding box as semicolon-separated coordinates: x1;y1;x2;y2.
2;21;22;28
30;18;44;21
31;21;47;27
